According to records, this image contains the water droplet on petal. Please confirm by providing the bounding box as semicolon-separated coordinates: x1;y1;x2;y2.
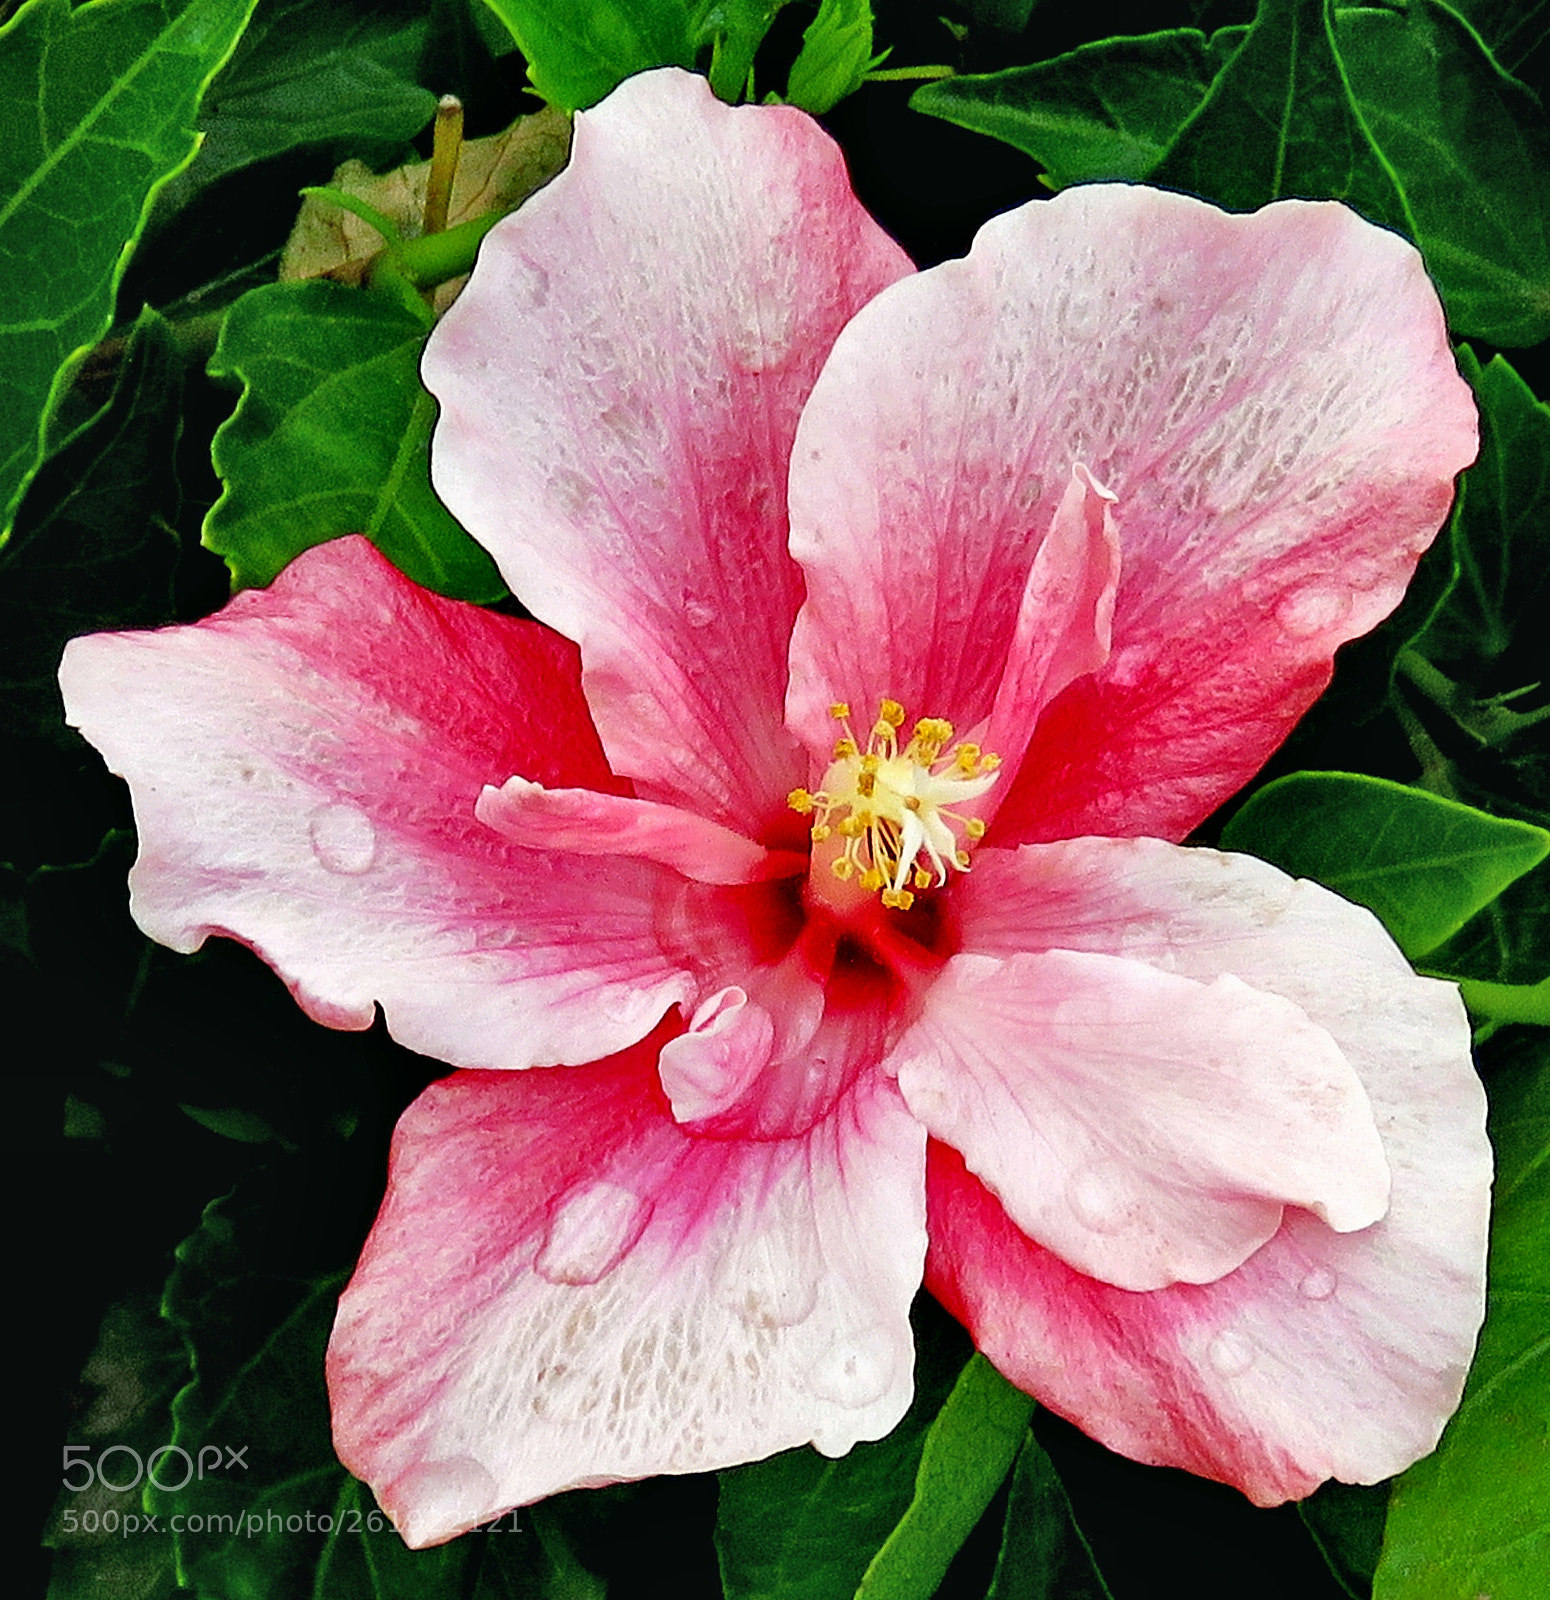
804;1329;894;1409
1298;1266;1338;1301
536;1181;650;1287
1275;588;1351;639
1207;1330;1256;1377
308;803;378;875
684;600;716;629
1066;1163;1129;1234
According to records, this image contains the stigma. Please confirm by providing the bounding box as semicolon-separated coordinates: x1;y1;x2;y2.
787;699;1000;910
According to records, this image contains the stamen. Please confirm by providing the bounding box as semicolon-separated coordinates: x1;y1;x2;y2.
789;695;1000;910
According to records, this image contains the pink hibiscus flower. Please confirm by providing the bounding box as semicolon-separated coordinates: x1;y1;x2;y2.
61;69;1489;1549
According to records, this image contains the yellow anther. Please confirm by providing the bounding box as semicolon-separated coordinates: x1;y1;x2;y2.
965;817;986;839
831;858;855;881
787;788;814;814
830;702;851;720
914;717;954;746
856;771;876;798
810;823;832;842
837;815;865;838
913;868;931;889
832;737;858;759
860;753;880;773
860;868;885;892
903;795;921;812
955;850;971;869
953;743;980;773
980;753;1002;771
881;887;915;911
878;699;906;727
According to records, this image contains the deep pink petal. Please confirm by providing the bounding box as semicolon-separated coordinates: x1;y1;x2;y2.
423;68;912;833
929;837;1488;1502
328;1034;927;1547
888;949;1387;1292
58;537;709;1071
476;778;806;885
785;185;1476;836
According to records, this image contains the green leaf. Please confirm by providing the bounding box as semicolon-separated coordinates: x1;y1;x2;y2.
716;1298;972;1600
910;29;1230;187
151;0;439;220
1374;1048;1550;1598
786;0;882;116
204;278;505;601
705;1;794;102
1444;0;1548;69
477;0;697;108
1299;1479;1390;1600
1220;772;1550;963
855;1355;1034;1599
912;0;1550;345
1334;1;1550;348
0;308;184;756
0;0;258;546
1412;350;1550;704
985;1432;1112;1600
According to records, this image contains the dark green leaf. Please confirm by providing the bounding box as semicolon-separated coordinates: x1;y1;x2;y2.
1219;772;1550;963
855;1356;1034;1599
1445;0;1548;69
1411;350;1550;704
705;1;793;102
985;1432;1112;1600
910;29;1230;186
1299;1479;1390;1600
1150;0;1408;220
914;0;1550;344
0;0;259;543
152;0;439;221
0;309;183;754
1374;1047;1550;1598
716;1298;972;1600
204;278;505;601
786;0;882;117
476;0;697;109
1335;2;1550;348
44;1294;191;1600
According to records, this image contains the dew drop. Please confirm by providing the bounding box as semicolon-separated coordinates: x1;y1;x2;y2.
684;600;716;629
308;803;378;876
536;1181;649;1287
1207;1330;1256;1377
1066;1163;1129;1235
1298;1266;1338;1301
804;1329;894;1409
729;1269;820;1331
1275;588;1351;639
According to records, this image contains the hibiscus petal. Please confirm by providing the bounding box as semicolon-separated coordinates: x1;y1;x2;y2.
328;1035;927;1547
58;537;703;1071
929;837;1488;1502
888;948;1388;1292
423;68;912;833
785;185;1475;837
476;777;807;885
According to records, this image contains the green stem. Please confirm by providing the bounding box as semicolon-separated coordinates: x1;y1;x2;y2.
863;64;956;83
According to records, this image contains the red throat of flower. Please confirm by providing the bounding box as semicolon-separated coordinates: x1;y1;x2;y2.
788;699;1000;916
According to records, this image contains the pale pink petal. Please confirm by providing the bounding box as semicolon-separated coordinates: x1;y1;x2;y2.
928;837;1488;1502
58;537;708;1071
979;464;1120;803
888;949;1387;1292
328;1034;927;1547
476;777;807;885
785;185;1476;837
424;68;912;832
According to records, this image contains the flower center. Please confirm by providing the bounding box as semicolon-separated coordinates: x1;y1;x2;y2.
787;699;1000;910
